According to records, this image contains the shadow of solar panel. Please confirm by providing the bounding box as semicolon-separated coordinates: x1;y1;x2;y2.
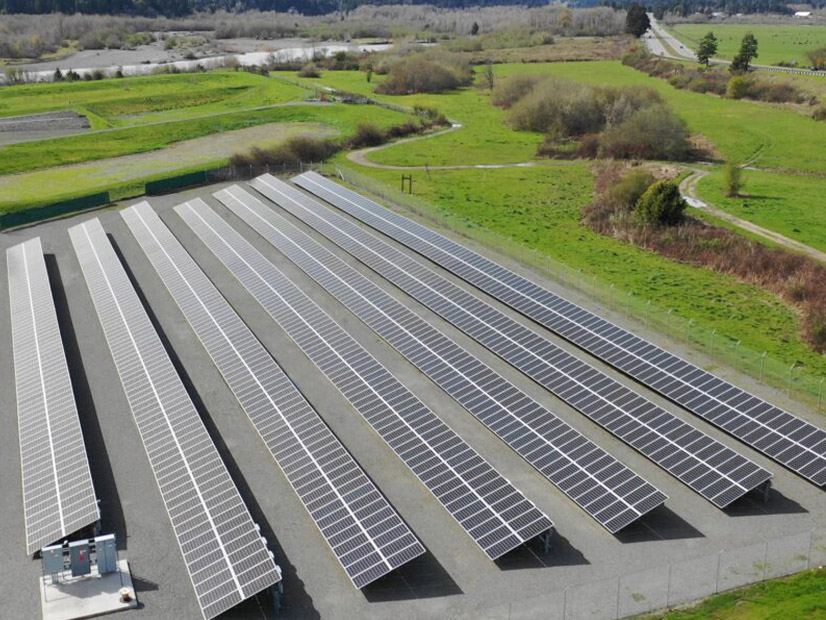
175;199;553;560
277;173;772;508
121;202;425;588
68;219;280;620
216;183;667;534
292;171;826;488
8;238;99;555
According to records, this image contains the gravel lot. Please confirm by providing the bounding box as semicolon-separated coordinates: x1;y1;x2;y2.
1;179;826;620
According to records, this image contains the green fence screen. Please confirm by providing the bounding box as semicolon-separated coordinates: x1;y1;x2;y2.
145;170;208;195
0;192;111;229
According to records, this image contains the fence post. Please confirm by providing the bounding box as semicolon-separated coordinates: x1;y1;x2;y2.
819;378;825;414
563;586;568;620
646;300;651;327
666;309;673;339
735;340;741;371
762;541;768;580
615;575;621;620
789;363;797;396
666;562;672;608
807;530;815;569
626;291;632;316
715;549;723;593
760;352;767;382
710;329;717;358
687;318;694;343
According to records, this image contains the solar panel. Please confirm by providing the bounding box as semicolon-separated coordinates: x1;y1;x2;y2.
265;174;773;508
122;202;425;588
216;183;668;534
8;238;99;555
68;218;280;620
293;172;826;488
175;198;553;560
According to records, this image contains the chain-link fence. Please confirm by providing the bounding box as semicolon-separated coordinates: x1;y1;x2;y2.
474;527;826;620
326;164;826;412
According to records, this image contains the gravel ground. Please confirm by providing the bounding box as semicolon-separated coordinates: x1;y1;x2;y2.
1;179;826;620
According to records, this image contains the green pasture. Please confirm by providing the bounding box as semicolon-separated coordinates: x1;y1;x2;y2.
335;160;826;376
672;23;826;66
0;102;408;175
652;568;826;619
0;71;307;128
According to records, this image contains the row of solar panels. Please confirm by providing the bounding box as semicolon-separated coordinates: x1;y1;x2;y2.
9;173;825;617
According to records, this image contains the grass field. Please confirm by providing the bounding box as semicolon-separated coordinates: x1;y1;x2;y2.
0;71;307;128
0;102;407;175
284;62;826;377
698;169;826;254
651;568;826;619
285;63;826;174
671;23;826;66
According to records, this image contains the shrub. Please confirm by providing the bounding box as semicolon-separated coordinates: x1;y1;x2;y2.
600;104;690;161
491;75;540;107
813;106;826;121
723;162;742;197
508;79;605;136
230;136;341;168
605;169;656;211
726;75;753;99
298;62;321;78
634;180;686;226
348;123;386;148
376;55;472;94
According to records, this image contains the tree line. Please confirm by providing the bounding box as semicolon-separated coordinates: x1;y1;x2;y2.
0;0;551;17
574;0;791;16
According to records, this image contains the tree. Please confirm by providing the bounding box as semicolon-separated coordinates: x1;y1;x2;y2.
470;21;479;36
634;180;687;226
53;67;63;81
723;162;742;197
730;32;758;74
625;4;651;38
696;32;718;66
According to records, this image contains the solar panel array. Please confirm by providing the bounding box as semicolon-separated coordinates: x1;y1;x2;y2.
217;183;667;534
8;238;99;555
176;198;553;560
122;202;425;588
293;171;826;487
68;218;280;620
267;174;772;508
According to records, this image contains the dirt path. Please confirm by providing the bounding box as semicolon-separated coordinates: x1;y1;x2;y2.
346;122;575;171
680;169;826;263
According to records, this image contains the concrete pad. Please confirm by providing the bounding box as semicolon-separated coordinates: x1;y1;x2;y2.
40;559;136;620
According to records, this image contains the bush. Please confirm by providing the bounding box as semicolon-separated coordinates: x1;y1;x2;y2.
508;79;605;136
726;75;753;99
813;106;826;121
634;180;686;226
723;162;742;197
348;123;386;148
376;55;472;94
600;104;690;161
491;75;540;108
298;62;321;78
605;169;656;211
230;135;341;168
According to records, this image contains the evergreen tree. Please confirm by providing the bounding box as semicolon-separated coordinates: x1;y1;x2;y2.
730;32;758;73
625;4;650;38
696;31;718;66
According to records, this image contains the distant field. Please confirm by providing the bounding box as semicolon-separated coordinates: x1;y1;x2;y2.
672;23;826;66
0;71;307;129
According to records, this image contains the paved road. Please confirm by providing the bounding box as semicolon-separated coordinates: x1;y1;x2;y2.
644;14;826;77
